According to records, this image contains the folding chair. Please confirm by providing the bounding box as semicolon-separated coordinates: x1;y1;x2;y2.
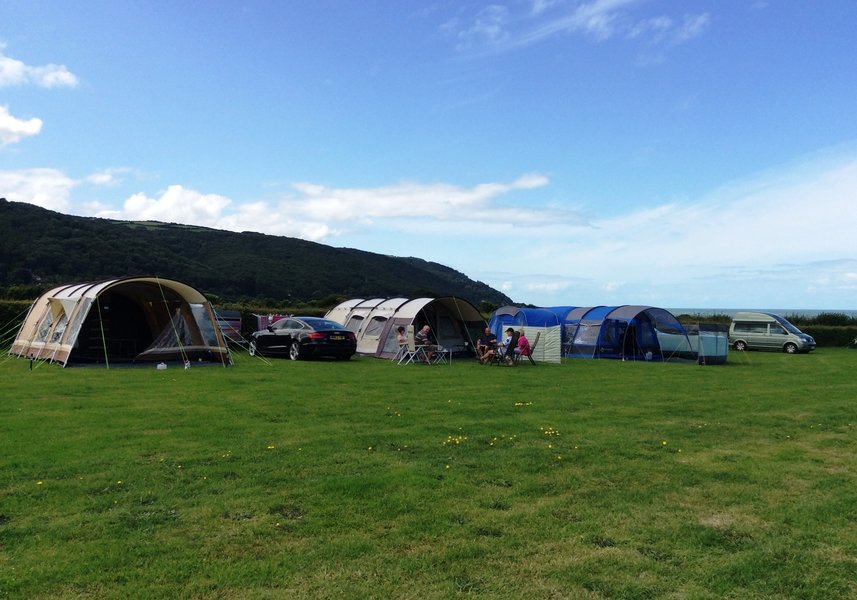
514;331;540;365
477;339;497;365
391;343;407;362
398;325;428;365
493;332;519;366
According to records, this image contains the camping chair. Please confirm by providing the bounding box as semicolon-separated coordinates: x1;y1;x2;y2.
514;331;540;365
391;344;406;362
477;338;497;365
397;326;428;365
391;336;408;362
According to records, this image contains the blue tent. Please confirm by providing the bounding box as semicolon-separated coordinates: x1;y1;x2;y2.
562;305;693;361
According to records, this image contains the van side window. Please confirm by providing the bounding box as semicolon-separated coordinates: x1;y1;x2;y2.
734;321;768;334
770;324;786;335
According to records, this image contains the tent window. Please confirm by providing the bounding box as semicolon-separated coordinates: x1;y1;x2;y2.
345;315;364;333
573;324;599;345
36;311;54;342
363;316;386;337
191;304;220;346
51;314;68;343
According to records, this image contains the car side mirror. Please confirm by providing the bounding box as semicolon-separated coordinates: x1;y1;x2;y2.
267;326;274;332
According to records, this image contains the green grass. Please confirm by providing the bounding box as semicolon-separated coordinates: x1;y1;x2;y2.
1;350;856;599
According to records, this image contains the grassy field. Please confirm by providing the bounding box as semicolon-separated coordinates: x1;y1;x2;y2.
1;349;855;599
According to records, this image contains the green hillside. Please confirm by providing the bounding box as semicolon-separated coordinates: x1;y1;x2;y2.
0;199;511;307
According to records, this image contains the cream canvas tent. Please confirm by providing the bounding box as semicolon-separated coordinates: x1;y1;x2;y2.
325;297;486;358
9;277;230;367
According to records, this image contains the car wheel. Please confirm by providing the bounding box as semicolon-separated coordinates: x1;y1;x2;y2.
733;340;747;351
289;341;302;361
248;340;258;357
784;342;798;354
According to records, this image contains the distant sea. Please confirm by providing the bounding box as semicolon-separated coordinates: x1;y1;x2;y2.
669;308;857;318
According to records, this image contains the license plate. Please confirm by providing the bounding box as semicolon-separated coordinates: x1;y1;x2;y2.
330;335;344;340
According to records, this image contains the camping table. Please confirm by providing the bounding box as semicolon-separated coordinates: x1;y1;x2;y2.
432;348;452;365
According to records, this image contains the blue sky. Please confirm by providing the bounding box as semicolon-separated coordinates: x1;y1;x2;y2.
2;1;857;309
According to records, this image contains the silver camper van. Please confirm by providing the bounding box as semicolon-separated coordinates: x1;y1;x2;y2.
728;312;816;354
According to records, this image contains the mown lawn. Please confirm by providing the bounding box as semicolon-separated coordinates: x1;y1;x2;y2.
1;349;855;599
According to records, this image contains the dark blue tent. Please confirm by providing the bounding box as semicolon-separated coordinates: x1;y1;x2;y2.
562;305;693;361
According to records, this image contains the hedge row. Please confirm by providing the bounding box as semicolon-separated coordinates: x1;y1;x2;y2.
0;300;31;341
801;325;857;348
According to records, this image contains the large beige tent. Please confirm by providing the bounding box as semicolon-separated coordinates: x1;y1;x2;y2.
326;297;486;358
9;277;230;367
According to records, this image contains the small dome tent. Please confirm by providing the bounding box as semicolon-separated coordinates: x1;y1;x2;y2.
10;277;230;367
487;306;576;363
562;305;692;361
325;297;486;358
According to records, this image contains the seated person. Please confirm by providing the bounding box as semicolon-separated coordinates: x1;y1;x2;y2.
514;329;531;360
496;328;516;361
476;327;497;363
393;326;409;360
414;324;437;362
497;328;513;351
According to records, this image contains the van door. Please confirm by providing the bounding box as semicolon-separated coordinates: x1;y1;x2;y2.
737;321;769;350
767;322;789;350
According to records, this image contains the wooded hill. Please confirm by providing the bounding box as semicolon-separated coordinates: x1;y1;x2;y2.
0;199;512;307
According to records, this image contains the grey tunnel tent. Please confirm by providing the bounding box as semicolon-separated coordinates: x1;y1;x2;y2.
326;297;486;358
9;277;231;367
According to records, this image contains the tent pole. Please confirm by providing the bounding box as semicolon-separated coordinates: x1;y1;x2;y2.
155;276;190;366
453;297;477;354
96;296;110;369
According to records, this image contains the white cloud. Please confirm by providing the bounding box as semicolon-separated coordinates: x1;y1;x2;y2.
465;151;857;306
454;5;511;49
8;147;856;309
0;168;74;211
89;174;558;243
289;173;550;222
84;167;138;187
531;0;559;16
0;105;43;145
117;185;232;226
673;13;710;44
0;43;78;88
444;1;708;56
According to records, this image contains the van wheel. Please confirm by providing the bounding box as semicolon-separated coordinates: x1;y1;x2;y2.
733;340;747;351
783;343;798;354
